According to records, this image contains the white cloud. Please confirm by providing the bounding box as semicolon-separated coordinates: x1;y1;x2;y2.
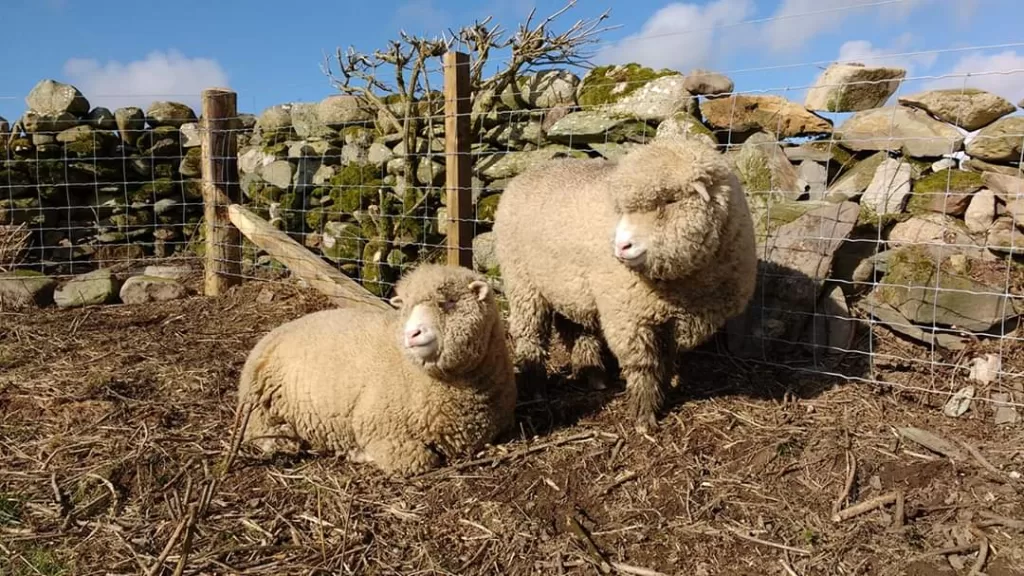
921;50;1024;106
836;34;938;77
594;0;757;72
62;50;229;113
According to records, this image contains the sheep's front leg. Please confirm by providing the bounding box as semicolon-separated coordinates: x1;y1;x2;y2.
504;277;553;400
553;315;608;391
361;437;443;477
240;402;303;457
600;316;670;434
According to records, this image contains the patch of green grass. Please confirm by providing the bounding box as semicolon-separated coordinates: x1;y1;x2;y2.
0;492;23;525
1;547;71;576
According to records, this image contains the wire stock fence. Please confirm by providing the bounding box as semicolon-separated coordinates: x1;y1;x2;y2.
1;49;1023;419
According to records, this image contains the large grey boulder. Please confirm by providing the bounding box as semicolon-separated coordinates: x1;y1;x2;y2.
114;107;146;142
861;157;913;216
146;101;197;128
54;269;119;308
25;79;90;117
835;105;964;158
898;88;1016;131
0;271;57;309
804;63;906;112
701;95;833;138
318;94;373;127
683;68;734;97
965;116;1024;163
607;75;698;122
872;244;1020;333
546;111;654;144
730;131;802;198
119;275;188;304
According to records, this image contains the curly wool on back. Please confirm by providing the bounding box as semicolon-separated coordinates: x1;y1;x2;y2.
235;263;517;477
492;136;758;431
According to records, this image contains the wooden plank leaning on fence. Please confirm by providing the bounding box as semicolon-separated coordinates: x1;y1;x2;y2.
226;204;391;311
444;51;473;269
200;87;390;311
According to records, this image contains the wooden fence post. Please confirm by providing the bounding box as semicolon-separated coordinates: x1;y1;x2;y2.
443;51;473;269
200;87;242;296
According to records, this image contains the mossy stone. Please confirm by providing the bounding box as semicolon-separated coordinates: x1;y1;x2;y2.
132;179;179;202
577;63;679;107
360;238;394;297
320;221;365;264
263;142;288;157
0;197;45;226
326;162;384;213
913;169;983;195
476;194;502;223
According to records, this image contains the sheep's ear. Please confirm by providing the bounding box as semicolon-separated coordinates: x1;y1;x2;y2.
692;180;711;203
389;295;404;308
468;280;490;302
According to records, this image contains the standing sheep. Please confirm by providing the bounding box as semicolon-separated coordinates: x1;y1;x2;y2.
235;263;517;477
492;136;758;432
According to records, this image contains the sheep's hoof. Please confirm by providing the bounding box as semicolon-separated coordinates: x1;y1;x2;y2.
632;411;658;435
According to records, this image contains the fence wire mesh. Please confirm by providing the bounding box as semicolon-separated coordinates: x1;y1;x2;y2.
2;50;1023;418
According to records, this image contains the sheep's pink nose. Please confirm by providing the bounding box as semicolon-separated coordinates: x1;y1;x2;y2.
405;326;423;342
615;240;633;254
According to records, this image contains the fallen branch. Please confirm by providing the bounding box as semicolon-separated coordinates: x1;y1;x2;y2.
832;451;856;517
967;527;989;576
976;510;1024;531
565;513;612;574
832;491;899;523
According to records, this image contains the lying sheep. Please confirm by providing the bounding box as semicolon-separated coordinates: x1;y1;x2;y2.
492;136;757;432
235;263;517;477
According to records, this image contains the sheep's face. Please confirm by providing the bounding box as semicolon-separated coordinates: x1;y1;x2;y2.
609;140;733;281
389;269;497;376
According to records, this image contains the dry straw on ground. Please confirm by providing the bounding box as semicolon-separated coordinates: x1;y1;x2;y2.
1;271;1022;575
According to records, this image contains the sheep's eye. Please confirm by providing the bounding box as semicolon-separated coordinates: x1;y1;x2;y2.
440;297;458;312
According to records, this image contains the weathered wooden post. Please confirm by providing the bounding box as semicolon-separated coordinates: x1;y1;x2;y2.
443;51;473;269
200;87;242;296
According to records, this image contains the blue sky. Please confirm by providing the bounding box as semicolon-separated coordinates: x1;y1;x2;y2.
1;0;1022;123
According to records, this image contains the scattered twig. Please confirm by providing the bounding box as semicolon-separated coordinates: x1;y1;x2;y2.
565;513;612;574
779;559;800;576
594;471;637;497
976;510;1024;531
967;527;989;576
610;561;670;576
724;526;811;556
832;451;856;517
832;491;899;523
171;506;198;576
957;439;1007;479
890;490;905;530
146;514;190;576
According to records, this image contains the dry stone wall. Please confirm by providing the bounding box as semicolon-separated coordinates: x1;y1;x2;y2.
1;62;1022;357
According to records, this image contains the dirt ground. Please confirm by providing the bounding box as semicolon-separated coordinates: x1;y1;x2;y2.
1;264;1023;576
